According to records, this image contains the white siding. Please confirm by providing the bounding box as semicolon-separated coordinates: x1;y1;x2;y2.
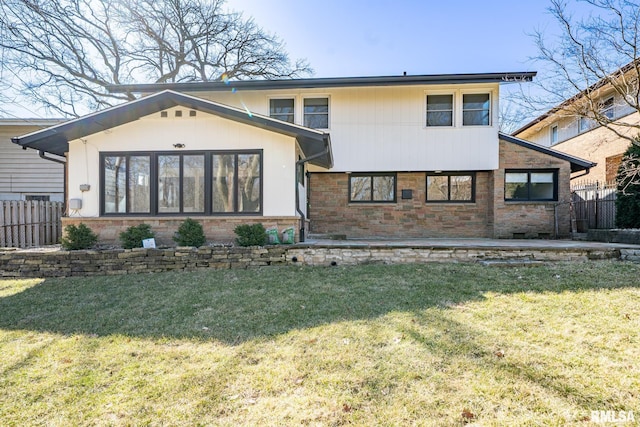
66;108;297;217
191;83;501;172
0;123;64;200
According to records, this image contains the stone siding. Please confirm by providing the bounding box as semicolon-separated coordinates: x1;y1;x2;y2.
0;244;625;278
62;216;301;246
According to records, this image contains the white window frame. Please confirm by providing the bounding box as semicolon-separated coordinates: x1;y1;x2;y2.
550;124;559;144
267;96;296;124
302;95;330;130
425;92;455;127
461;91;492;127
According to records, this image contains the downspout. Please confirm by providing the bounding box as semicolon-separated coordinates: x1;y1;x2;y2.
295;149;330;243
39;151;68;215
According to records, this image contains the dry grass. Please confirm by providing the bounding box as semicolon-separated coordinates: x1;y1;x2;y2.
0;261;639;426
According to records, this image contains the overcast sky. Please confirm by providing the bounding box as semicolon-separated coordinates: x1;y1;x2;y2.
226;0;561;77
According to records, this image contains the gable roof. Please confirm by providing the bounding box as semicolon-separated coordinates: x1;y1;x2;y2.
513;60;639;136
11;90;333;168
107;72;537;94
499;132;596;173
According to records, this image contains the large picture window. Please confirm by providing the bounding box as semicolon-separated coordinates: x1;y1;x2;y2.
426;173;475;202
101;151;261;215
505;169;558;201
349;173;396;203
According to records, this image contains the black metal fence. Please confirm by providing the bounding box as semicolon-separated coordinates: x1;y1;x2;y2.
571;181;616;231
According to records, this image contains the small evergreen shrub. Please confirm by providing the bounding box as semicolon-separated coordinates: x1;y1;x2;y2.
234;223;267;247
174;218;206;247
60;223;98;250
616;140;640;228
119;223;155;249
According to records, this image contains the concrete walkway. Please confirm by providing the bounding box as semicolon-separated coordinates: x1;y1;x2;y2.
301;237;640;250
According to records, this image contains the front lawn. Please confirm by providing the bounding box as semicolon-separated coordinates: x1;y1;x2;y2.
0;261;638;425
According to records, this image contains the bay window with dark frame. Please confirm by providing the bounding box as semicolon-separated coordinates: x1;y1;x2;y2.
426;172;475;202
100;150;262;215
349;173;396;203
504;169;558;201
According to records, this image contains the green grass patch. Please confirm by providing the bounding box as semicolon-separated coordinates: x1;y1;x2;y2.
0;261;639;425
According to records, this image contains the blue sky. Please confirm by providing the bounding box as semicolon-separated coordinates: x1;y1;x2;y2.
226;0;559;77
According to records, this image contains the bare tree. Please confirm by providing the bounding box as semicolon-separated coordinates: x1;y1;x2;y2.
0;0;311;117
510;0;640;145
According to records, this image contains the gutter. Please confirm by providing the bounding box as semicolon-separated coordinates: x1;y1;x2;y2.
39;150;66;164
295;149;331;242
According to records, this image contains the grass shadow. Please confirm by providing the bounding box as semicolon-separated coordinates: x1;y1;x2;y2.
0;261;638;344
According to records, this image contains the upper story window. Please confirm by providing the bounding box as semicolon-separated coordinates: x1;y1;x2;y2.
349;173;396;203
426;94;454;126
600;96;614;119
504;169;558;201
550;124;558;144
462;93;490;126
303;97;329;129
269;98;295;123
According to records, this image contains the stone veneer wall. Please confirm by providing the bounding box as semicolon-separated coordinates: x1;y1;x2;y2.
308;172;492;238
62;216;301;245
1;244;633;278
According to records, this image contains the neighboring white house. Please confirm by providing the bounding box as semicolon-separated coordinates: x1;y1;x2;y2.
0;118;64;201
13;72;595;243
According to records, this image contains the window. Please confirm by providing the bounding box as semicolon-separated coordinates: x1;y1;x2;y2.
304;98;329;129
25;195;50;201
600;97;614;119
157;154;205;214
505;170;558;201
426;94;454;126
212;152;261;213
462;93;490;126
101;151;261;215
579;116;594;133
426;173;475;202
550;124;558;144
103;154;151;214
269;98;295;123
349;173;396;203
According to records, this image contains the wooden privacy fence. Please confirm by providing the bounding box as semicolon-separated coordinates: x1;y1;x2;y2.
0;201;64;248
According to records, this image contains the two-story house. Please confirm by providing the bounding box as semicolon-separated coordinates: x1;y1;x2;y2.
513;62;640;184
12;72;595;243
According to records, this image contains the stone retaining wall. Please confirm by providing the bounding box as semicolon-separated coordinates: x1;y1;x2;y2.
0;244;628;278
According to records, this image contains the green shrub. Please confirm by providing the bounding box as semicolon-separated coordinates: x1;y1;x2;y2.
234;223;267;247
174;218;206;247
119;223;155;249
616;139;640;228
60;223;98;250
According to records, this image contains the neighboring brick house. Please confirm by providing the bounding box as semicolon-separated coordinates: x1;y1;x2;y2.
0;119;64;201
513;63;640;184
12;72;594;243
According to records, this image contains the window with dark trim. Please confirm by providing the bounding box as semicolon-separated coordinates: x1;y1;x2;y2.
269;98;295;123
505;169;558;201
600;96;614;119
349;173;396;203
426;172;475;202
101;150;262;215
